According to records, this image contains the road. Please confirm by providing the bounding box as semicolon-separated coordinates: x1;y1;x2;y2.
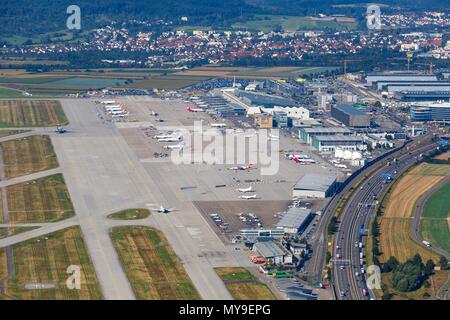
333;140;438;300
411;175;450;261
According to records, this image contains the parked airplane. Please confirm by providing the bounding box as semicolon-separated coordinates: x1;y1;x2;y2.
229;164;254;171
158;136;181;142
240;194;257;200
163;142;185;150
150;206;174;213
237;186;254;193
186;107;203;112
268;134;279;140
210;123;227;128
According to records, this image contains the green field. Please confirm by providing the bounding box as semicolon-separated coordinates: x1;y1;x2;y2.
420;180;450;253
0;87;25;98
233;14;357;32
45;77;129;88
1;226;103;299
107;208;151;220
111;226;200;300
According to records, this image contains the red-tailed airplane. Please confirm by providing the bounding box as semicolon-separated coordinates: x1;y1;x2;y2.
186;106;204;112
228;164;255;171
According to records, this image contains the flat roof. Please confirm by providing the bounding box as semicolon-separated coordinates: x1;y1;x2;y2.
294;173;337;192
277;207;311;229
333;104;367;116
254;241;286;258
312;135;365;142
302;127;352;134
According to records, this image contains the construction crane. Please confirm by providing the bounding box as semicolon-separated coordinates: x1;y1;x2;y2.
414;62;434;74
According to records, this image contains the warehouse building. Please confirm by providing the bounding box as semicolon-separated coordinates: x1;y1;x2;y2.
273;111;288;128
396;90;450;101
331;104;371;127
253;240;293;265
293;173;337;198
253;113;273;128
385;84;450;93
299;127;353;144
311;135;366;152
240;228;284;240
365;72;438;86
374;81;448;91
410;102;450;122
276;207;313;234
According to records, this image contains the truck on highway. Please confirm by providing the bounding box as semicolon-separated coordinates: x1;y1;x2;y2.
359;252;364;259
358;242;363;249
422;240;432;248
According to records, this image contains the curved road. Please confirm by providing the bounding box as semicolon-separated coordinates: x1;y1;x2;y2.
332;139;439;300
411;175;450;261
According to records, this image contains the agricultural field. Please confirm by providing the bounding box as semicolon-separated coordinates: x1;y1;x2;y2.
0;135;58;179
45;77;128;88
232;14;357;32
6;174;75;223
409;163;450;176
107;209;150;220
0;249;6;280
378;170;444;263
0;100;67;127
1;226;103;300
420;180;450;253
215;267;276;300
111;226;200;300
128;75;211;90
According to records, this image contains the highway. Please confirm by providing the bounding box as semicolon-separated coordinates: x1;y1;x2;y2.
333;139;438;300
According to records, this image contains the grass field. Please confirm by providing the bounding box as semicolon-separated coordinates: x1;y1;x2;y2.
45;77;128;88
0;100;67;127
1;226;103;299
215;267;276;300
129;75;211;90
232;14;357;32
111;226;200;300
378;171;443;263
0;249;6;280
435;150;450;160
0;87;25;98
0;135;58;179
6;174;75;223
409;163;450;176
0;227;38;239
107;209;150;220
420;180;450;253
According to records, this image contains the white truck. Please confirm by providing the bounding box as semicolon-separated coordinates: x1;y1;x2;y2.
422;240;432;248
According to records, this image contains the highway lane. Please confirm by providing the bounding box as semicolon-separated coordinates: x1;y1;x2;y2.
333;140;438;300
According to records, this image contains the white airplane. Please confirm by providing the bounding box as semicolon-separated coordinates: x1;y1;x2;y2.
186;107;204;112
268;134;279;140
150;206;175;213
237;186;254;193
210;123;227;128
228;164;254;171
163;142;185;150
240;194;257;200
158;136;181;142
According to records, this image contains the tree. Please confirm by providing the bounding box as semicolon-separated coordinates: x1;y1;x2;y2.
424;259;435;277
328;216;337;235
382;256;399;273
439;256;448;270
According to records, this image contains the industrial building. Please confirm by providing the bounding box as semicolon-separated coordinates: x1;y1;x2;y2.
331;104;371;127
276;207;313;234
395;90;450;101
299;127;353;144
365;72;438;86
293;173;337;198
311;135;366;152
410;102;450;122
236;90;297;108
240;228;285;240
253;240;293;265
385;84;450;93
253;113;273;128
374;81;447;91
266;106;310;120
273;111;288;128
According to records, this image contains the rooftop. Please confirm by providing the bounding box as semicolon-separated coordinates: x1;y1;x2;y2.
312;135;365;142
302;126;352;134
277;207;311;229
294;173;337;192
254;241;286;258
333;104;367;116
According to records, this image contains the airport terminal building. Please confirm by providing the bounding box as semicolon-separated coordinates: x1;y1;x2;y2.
410;102;450;122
